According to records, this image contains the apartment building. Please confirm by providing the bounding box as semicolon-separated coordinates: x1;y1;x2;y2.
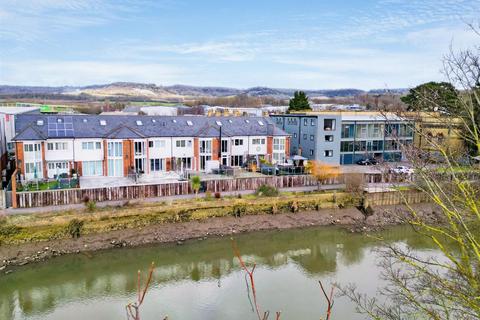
12;114;290;180
271;112;414;165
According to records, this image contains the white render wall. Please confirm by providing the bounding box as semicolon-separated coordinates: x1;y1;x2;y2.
73;139;104;161
148;137;172;158
171;137;194;158
230;136;249;156
45;139;74;161
247;136;267;155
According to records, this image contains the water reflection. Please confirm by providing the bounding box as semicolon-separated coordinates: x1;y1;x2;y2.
0;226;434;319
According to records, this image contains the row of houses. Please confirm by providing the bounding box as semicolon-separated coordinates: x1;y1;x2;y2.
12;114;290;180
2;107;466;182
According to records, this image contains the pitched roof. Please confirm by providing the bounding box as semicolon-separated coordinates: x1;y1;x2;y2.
13;124;47;140
13;114;288;141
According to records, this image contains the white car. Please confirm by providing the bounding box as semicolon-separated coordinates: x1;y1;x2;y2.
390;166;414;175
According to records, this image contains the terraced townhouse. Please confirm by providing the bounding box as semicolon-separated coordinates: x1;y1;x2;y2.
12;114;290;181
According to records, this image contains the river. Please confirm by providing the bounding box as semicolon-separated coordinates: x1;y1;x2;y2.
0;226;437;320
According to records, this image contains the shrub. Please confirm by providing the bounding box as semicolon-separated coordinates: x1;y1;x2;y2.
214;192;221;199
205;191;213;201
82;194;90;203
0;224;21;236
255;184;279;197
237;193;242;199
85;200;96;212
270;204;279;215
290;201;299;213
232;205;246;217
66;219;84;238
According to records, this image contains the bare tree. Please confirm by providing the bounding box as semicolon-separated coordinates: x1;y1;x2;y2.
339;24;480;320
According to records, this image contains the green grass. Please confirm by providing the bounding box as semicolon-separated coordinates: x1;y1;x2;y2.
0;191;356;245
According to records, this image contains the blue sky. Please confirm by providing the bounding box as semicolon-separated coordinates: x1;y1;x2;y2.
1;0;479;89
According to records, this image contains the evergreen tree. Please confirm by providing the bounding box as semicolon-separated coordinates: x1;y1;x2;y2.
401;81;459;113
288;91;311;112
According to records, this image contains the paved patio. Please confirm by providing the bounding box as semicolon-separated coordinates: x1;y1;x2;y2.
79;176;135;189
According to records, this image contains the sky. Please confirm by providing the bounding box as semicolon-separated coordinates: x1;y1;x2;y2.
0;0;479;90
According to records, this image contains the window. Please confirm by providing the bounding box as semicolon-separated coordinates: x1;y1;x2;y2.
293;133;297;138
221;140;228;153
176;140;186;148
252;138;265;145
47;162;67;170
150;158;165;172
303;134;307;140
200;140;212;153
325;135;334;142
310;149;314;156
231;155;244;166
273;138;285;151
342;124;354;138
100;120;107;126
324;150;333;157
47;143;54;151
96;142;101;149
83;161;103;176
55;142;67;150
149;141;154;148
310;135;314;141
324;119;336;131
304;119;308;126
136;120;143;126
82;142;94;150
187;121;194;126
341;141;354;152
234;139;244;146
311;119;316;126
25;162;42;174
24;143;40;152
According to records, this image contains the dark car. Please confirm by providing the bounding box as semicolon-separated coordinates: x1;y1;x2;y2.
356;158;377;165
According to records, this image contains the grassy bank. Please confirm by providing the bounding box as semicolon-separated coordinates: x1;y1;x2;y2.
0;191;357;245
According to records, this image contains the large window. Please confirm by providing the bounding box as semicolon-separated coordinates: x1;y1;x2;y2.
324;150;333;157
176;140;192;148
341;124;354;138
221;140;228;153
82;141;101;150
107;141;123;177
325;135;334;142
150;158;166;172
25;161;42;174
83;161;103;176
273;138;285;151
24;143;41;152
149;140;166;148
231;155;244;166
234;139;244;146
200;140;212;153
324;119;336;131
252;138;265;145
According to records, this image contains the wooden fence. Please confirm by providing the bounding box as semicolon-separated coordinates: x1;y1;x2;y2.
14;175;323;208
366;190;430;206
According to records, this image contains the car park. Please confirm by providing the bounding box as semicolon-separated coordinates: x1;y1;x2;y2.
356;158;378;166
389;165;414;174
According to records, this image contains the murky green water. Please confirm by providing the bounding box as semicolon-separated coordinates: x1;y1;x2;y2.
0;226;437;320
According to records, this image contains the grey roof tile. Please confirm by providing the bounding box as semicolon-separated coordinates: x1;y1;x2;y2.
13;114;288;140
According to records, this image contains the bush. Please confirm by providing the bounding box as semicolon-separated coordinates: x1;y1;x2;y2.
205;191;213;201
66;219;84;238
290;201;299;213
214;192;221;199
270;204;279;215
255;185;279;197
0;224;21;236
85;200;96;212
232;205;246;217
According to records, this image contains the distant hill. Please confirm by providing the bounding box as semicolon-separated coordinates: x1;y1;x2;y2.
0;82;407;101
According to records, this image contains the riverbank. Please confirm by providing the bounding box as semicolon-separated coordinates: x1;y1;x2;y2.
0;200;439;273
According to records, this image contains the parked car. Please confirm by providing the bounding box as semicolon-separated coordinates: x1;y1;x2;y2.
389;166;414;174
356;158;377;166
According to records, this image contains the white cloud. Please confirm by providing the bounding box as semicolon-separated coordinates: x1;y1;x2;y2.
0;60;185;86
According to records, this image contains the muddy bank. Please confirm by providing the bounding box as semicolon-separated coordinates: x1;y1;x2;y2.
0;203;439;273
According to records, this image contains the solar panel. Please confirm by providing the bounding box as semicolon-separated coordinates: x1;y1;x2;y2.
47;116;74;137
